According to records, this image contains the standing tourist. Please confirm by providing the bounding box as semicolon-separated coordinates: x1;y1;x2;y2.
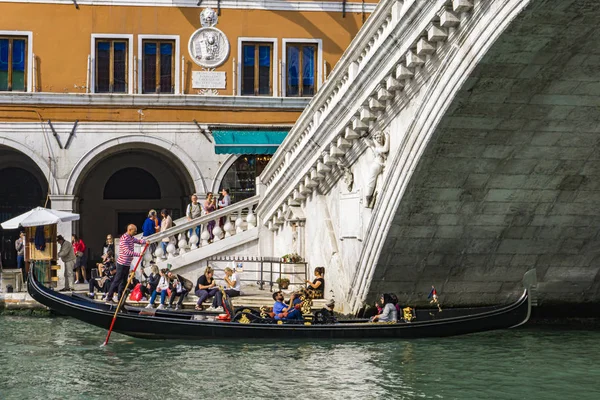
159;209;174;257
72;234;87;284
15;231;25;277
218;188;231;208
57;235;76;292
204;192;217;241
218;188;231;228
105;224;147;304
142;210;160;259
186;194;203;238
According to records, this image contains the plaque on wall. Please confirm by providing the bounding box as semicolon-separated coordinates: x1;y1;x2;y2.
188;8;230;68
192;71;226;89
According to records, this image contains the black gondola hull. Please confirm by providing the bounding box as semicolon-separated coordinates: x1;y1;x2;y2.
28;272;531;340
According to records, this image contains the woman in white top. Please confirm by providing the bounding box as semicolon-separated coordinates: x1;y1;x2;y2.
207;267;241;312
160;209;174;257
147;268;170;309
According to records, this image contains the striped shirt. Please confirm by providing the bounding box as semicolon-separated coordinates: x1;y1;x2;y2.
117;233;145;266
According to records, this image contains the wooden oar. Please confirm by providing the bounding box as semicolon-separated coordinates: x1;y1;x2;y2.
102;242;150;346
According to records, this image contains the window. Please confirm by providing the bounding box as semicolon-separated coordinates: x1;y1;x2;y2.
241;42;273;96
95;39;128;93
286;43;316;97
142;40;174;94
0;36;27;92
220;155;272;203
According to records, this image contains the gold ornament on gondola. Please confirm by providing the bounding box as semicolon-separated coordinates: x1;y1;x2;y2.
239;314;251;324
403;307;415;323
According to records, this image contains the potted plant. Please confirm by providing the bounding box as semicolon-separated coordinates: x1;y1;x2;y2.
276;277;290;290
281;253;302;263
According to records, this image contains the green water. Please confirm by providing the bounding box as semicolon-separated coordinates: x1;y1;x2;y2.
0;316;599;400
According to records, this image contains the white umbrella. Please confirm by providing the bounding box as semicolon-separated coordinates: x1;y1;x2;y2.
1;207;80;229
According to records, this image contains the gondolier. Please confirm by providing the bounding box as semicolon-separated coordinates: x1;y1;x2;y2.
105;224;146;303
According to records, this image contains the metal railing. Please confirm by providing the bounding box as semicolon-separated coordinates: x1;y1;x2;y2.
205;255;308;292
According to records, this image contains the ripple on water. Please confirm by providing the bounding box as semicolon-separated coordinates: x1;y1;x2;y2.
1;317;600;400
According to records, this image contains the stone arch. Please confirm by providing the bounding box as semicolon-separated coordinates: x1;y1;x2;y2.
210;154;239;194
350;0;533;311
0;137;59;195
65;135;206;196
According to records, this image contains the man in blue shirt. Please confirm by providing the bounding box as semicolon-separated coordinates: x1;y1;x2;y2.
272;291;302;320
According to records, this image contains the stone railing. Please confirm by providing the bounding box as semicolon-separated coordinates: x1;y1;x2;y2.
257;0;477;227
144;195;260;259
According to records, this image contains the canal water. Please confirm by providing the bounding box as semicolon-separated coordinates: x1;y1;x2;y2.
0;316;599;400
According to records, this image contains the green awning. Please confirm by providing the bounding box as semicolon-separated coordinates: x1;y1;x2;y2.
212;130;289;155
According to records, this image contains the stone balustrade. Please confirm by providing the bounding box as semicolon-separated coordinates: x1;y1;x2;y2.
144;195;259;260
257;0;477;228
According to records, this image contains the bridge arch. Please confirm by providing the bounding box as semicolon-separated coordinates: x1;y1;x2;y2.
353;0;600;311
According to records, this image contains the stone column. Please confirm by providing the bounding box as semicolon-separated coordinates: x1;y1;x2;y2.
49;195;76;289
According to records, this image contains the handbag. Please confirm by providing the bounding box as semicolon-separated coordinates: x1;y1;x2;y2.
129;283;143;302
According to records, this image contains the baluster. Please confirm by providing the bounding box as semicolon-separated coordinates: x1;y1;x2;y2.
154;245;165;260
178;233;188;254
213;223;223;241
235;210;244;233
189;230;199;250
200;228;210;246
166;243;177;259
223;214;234;238
246;206;257;229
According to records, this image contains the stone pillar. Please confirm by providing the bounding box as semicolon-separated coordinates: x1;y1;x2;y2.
49;195;76;290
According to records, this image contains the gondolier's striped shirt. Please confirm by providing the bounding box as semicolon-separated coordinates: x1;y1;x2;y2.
117;233;145;266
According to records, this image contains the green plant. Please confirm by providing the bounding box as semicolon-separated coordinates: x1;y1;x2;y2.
276;277;290;289
281;253;302;263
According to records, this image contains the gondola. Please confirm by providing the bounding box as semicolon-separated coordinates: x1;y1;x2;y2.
27;269;536;340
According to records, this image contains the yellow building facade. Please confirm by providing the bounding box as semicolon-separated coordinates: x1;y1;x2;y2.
0;0;376;267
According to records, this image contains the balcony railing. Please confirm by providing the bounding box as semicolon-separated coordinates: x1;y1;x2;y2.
144;195;260;259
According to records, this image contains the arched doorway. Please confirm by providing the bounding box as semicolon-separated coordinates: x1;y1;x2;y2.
219;155;272;203
0;147;48;268
74;148;195;264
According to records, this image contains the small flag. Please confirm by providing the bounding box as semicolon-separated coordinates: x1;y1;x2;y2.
428;286;437;299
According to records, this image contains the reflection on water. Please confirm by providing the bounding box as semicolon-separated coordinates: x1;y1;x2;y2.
1;316;600;400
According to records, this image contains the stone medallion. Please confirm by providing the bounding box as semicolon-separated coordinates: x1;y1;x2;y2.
188;8;230;68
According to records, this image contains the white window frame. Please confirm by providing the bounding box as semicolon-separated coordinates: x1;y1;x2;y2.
0;30;33;93
90;33;134;94
237;37;278;97
137;35;181;95
281;38;323;98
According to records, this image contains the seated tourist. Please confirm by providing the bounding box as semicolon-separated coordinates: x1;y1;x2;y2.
140;265;160;300
88;265;116;299
208;267;241;312
147;268;169;309
305;266;325;299
272;291;303;321
195;266;219;311
371;293;398;323
167;271;192;310
314;299;337;324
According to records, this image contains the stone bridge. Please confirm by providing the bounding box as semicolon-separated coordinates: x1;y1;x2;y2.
257;0;600;313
